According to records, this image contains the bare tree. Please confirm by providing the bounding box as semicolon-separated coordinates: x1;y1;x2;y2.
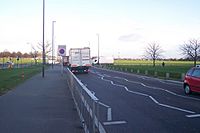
144;42;163;67
31;46;40;64
37;41;52;57
180;39;200;66
30;41;52;64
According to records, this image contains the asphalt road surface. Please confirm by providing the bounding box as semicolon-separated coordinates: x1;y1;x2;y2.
75;67;200;133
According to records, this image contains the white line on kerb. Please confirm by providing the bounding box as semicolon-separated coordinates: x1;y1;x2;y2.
186;114;200;118
103;121;127;126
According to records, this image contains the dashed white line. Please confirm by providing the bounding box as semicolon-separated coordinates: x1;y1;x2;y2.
158;103;195;114
99;102;110;108
114;76;200;102
149;96;159;104
96;73;197;115
186;114;200;118
103;121;127;126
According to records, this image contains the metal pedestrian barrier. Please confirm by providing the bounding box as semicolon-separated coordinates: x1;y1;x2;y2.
65;68;106;133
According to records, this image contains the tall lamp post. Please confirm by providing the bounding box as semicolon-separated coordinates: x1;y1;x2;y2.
96;33;100;65
52;21;56;69
42;0;45;77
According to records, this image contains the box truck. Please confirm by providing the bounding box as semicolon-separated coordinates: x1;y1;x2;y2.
69;47;91;73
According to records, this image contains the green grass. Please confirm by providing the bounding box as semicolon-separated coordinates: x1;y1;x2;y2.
0;58;42;64
114;59;200;66
105;60;200;80
0;65;44;95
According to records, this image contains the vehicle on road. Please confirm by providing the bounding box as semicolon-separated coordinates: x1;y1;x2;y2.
184;67;200;94
92;56;114;65
69;47;91;73
62;56;69;66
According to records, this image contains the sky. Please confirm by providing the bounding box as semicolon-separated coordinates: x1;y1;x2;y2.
0;0;200;58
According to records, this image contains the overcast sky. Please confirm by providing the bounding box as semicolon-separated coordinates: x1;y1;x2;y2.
0;0;200;58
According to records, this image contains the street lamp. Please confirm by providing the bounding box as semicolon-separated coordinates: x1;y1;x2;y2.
96;33;100;65
52;21;56;69
42;0;45;77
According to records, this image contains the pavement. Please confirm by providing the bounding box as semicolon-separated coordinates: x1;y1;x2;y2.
0;65;83;133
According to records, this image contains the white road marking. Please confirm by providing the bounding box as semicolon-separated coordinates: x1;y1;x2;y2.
97;73;197;115
98;102;112;121
158;103;195;114
99;102;110;108
93;66;182;86
103;121;127;126
107;108;112;121
186;114;200;118
114;76;200;102
149;96;159;104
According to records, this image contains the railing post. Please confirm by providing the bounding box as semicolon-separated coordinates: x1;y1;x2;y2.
92;100;96;133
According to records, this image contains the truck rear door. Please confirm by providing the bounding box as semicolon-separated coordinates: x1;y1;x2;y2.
81;48;91;67
70;49;81;67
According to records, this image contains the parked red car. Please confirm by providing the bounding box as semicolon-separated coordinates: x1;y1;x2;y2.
184;67;200;94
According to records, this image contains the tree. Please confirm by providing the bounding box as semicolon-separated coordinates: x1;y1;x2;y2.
30;46;39;64
180;39;200;66
16;51;22;58
144;42;163;67
31;41;52;64
23;53;30;58
37;41;52;57
10;52;17;58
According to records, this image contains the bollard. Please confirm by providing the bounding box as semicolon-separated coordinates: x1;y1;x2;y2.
154;71;157;77
166;73;170;79
131;69;133;73
145;70;148;75
181;73;185;80
137;70;140;74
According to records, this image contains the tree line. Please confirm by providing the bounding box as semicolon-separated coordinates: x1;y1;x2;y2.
0;41;51;59
145;38;200;67
0;51;36;58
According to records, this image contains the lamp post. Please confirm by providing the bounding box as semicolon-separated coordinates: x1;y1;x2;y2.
96;33;100;65
52;21;56;69
42;0;45;77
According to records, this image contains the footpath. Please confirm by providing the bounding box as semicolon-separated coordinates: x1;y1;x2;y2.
0;65;83;133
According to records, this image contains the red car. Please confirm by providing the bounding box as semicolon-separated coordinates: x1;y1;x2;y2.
184;67;200;94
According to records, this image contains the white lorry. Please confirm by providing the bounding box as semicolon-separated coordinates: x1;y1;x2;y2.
69;47;91;73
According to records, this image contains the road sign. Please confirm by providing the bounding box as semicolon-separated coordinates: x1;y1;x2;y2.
58;45;66;56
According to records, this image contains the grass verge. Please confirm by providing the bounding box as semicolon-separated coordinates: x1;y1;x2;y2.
0;65;44;95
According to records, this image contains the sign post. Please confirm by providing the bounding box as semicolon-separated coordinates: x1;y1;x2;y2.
58;45;66;75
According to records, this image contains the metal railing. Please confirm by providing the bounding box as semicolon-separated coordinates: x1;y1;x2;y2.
65;68;106;133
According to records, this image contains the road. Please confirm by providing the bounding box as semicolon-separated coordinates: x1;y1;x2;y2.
75;67;200;133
